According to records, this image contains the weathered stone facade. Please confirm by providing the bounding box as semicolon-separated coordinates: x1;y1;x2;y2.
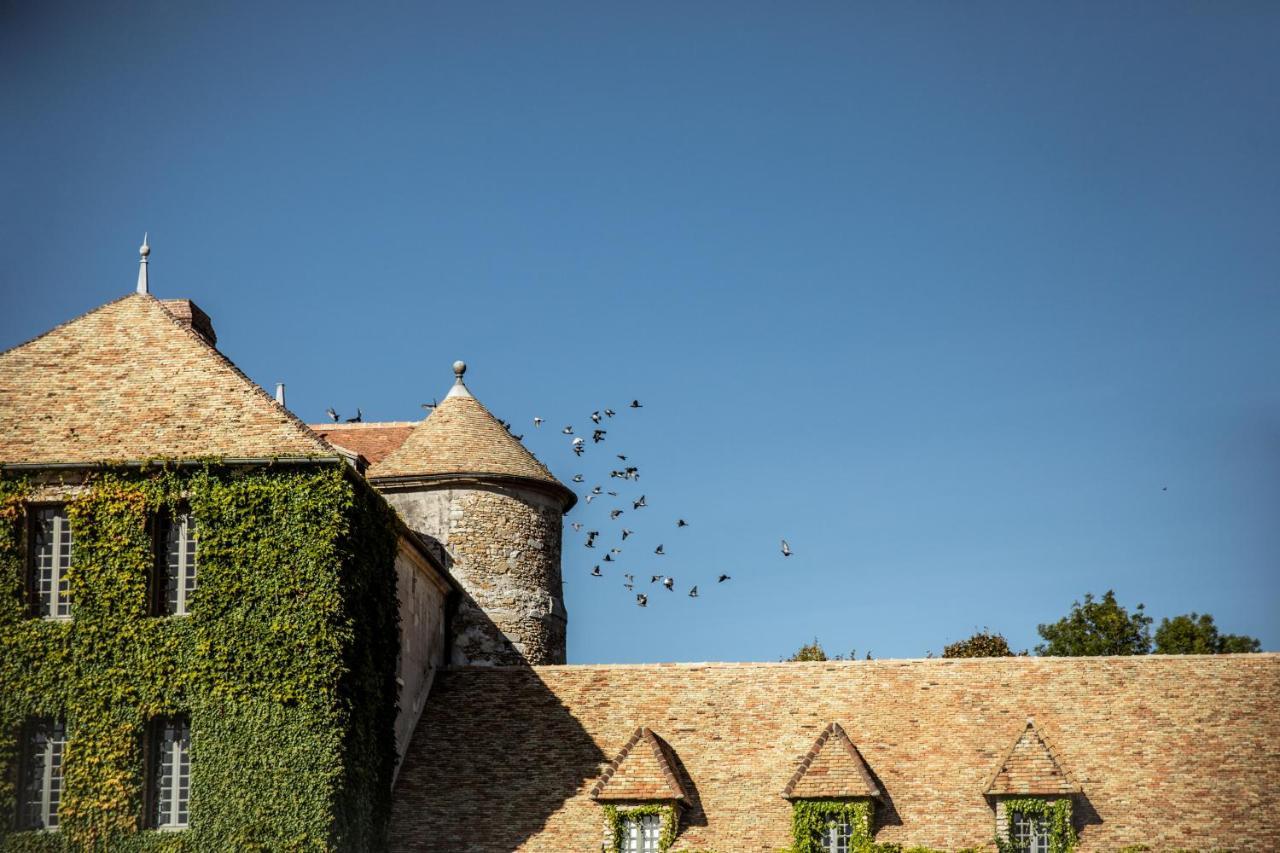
382;482;566;666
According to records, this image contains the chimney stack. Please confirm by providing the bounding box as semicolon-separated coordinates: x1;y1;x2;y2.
160;299;218;346
275;383;287;407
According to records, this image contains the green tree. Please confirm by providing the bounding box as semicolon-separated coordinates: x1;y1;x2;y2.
1154;612;1261;654
1036;590;1153;656
785;639;858;661
942;629;1024;658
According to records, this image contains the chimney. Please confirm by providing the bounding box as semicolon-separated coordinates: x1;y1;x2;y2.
275;382;286;407
160;299;217;346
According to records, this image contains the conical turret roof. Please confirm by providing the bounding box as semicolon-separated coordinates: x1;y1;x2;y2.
367;363;572;506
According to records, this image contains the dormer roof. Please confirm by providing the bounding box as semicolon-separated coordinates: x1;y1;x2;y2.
0;294;336;466
985;719;1080;796
783;722;880;799
366;366;573;507
590;728;688;802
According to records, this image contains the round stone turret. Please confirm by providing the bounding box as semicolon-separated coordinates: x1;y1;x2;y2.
368;363;574;666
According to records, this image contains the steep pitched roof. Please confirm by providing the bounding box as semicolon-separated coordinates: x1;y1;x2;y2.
389;655;1280;852
367;378;569;502
0;294;335;465
311;423;415;465
783;722;880;799
985;719;1080;796
591;727;687;802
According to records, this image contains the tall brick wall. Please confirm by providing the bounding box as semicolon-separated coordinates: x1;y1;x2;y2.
382;483;566;666
389;655;1280;852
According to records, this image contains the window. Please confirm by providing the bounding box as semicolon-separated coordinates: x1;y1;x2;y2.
821;817;853;853
17;719;66;830
148;717;191;829
155;512;197;616
1009;810;1051;853
29;507;71;618
620;812;662;853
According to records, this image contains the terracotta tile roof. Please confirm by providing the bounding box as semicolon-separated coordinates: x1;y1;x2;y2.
782;722;880;799
0;294;335;465
389;655;1280;852
591;727;688;802
985;719;1080;796
309;423;415;466
367;387;566;494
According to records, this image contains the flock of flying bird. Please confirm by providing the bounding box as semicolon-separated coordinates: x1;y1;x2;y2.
519;399;793;609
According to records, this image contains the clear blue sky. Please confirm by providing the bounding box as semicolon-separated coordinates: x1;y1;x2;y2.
3;2;1277;662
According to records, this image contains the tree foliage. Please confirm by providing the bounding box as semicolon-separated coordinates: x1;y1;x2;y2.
942;629;1024;658
785;639;861;661
1035;590;1152;656
1154;612;1261;655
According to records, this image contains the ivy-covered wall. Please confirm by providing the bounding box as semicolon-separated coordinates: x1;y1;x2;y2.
0;465;401;852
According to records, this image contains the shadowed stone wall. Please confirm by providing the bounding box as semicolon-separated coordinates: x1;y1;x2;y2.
383;482;566;666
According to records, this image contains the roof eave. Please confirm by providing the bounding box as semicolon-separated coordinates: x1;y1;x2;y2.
367;470;577;511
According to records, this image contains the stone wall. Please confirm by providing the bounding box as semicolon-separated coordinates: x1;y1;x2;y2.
393;538;450;778
383;482;566;666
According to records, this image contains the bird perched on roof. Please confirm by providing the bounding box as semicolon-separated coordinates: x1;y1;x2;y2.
630;400;643;408
591;411;602;424
345;408;363;423
591;565;602;577
562;425;574;435
621;528;633;540
326;407;339;422
662;577;674;591
604;408;616;418
654;544;664;555
781;539;792;557
636;594;647;607
718;574;731;583
688;586;698;598
593;429;607;443
610;509;623;520
633;495;647;509
677;519;688;528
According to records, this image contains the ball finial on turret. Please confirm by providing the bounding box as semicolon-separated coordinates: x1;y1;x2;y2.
453;360;467;381
139;232;150;258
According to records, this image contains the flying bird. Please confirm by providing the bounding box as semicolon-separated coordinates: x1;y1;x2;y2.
688;586;699;598
591;486;603;495
562;426;574;435
624;573;635;583
636;594;647;607
591;565;602;577
677;519;688;528
585;495;597;505
591;411;602;424
651;575;662;583
604;408;616;418
326;408;339;422
607;491;618;497
654;544;665;555
593;429;607;443
345;408;362;423
603;553;613;562
572;474;585;483
621;528;633;540
420;400;437;411
630;400;642;408
633;495;647;510
623;581;634;591
662;577;674;591
572;437;585;456
781;539;792;557
533;417;544;427
571;522;583;532
718;574;731;583
616;454;628;461
610;509;623;520
609;548;622;555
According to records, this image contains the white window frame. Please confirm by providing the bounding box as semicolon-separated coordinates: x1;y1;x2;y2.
18;719;66;830
151;718;191;830
162;513;198;616
821;817;853;853
1008;809;1051;853
620;811;662;853
30;506;72;619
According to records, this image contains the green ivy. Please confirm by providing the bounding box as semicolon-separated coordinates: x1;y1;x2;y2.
0;465;400;852
788;799;874;853
994;798;1075;853
602;803;679;853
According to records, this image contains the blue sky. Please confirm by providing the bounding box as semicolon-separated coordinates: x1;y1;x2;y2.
2;2;1277;662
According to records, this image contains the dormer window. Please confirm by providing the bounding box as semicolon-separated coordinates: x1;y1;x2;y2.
620;811;662;852
154;511;197;616
591;728;687;853
28;506;72;619
984;720;1080;853
1009;810;1051;853
821;817;853;853
782;723;881;853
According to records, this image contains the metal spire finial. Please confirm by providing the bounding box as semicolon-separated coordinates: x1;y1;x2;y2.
445;360;472;399
453;360;467;382
136;233;150;294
